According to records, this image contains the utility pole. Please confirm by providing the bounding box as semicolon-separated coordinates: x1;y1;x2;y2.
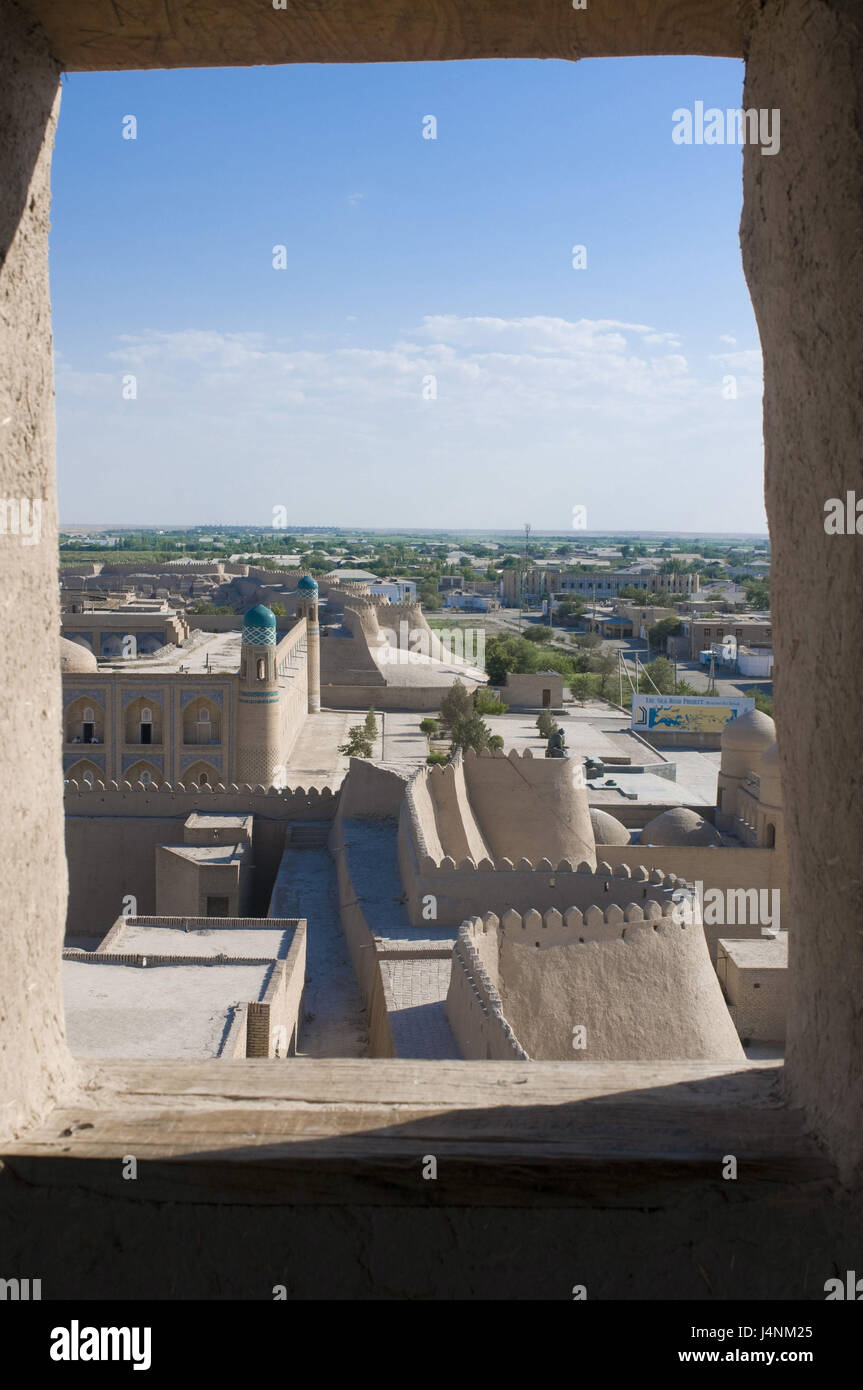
519;521;531;631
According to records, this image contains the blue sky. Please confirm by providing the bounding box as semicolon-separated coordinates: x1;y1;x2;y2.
51;57;766;532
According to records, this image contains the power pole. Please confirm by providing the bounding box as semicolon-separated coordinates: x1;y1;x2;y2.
519;521;531;631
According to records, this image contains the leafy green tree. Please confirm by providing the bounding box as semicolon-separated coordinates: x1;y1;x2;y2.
554;599;585;624
743;686;774;716
485;635;539;684
426;752;450;766
640;656;676;694
418;577;440;609
571;673;592;705
269;602;287;617
571;632;602;650
440;678;473;727
473;689;508;715
364;707;378;739
339;726;374;758
742;578;770;609
648;617;683;650
523;624;554;644
449;712;491;755
419;717;440;737
590;651;618;700
536;709;556;738
488;734;504;752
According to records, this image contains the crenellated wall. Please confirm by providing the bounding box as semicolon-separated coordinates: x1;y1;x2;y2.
63;782;337;936
462;749;595;867
447;919;528;1061
448;907;745;1064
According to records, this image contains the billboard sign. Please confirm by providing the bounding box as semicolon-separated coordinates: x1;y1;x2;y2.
631;693;755;734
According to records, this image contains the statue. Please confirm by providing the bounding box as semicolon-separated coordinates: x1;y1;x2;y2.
545;726;568;758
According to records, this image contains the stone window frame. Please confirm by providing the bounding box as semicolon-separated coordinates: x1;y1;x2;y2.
1;0;860;1203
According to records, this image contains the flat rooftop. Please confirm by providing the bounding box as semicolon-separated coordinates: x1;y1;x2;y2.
718;934;788;968
160;843;247;867
97;629;242;674
63;959;275;1059
98;919;297;958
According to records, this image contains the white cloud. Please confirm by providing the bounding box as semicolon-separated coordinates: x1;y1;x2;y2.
55;315;767;530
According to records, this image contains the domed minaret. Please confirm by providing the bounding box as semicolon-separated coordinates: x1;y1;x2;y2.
295;575;321;714
234;604;282;786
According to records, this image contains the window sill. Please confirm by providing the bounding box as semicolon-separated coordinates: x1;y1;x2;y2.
2;1058;831;1205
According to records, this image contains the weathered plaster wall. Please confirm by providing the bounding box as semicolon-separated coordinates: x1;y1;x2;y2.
599;844;785;961
64;785;336;936
462;751;596;868
492;909;745;1063
740;0;863;1181
0;0;70;1135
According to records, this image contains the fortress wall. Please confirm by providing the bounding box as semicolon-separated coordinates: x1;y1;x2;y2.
425;760;491;866
322;684;446;710
600;845;785;960
487;908;745;1063
445;920;527;1061
336;758;409;821
462;750;596;867
406;860;678;928
63;784;338;936
402;768;444;863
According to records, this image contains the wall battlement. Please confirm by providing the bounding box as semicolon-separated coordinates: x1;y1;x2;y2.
449;921;528;1061
463;900;689;947
64;780;336;800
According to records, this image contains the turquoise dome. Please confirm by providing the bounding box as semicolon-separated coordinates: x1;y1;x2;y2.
241;604;277;646
297;575;318;593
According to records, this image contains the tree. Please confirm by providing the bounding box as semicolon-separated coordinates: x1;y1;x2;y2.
742;578;770;609
364;707;377;739
571;631;602;650
269;602;287;617
536;709;556;738
339;726;374;758
618;586;649;603
485;635;540;684
590;651;618;700
449;712;491;755
473;689;508;715
523;624;553;644
419;717;440;737
571;673;592;705
418;577;440;609
440;678;473;727
743;686;774;716
488;734;504;752
640;656;676;694
554;598;585;624
648;617;683;650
